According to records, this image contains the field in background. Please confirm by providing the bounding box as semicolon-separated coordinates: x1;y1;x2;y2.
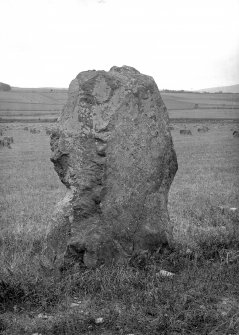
0;88;67;122
1;89;239;121
162;92;239;120
0;123;65;234
169;122;239;248
161;92;239;109
1;120;238;244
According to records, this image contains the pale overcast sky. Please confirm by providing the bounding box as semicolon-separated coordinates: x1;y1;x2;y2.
1;0;239;90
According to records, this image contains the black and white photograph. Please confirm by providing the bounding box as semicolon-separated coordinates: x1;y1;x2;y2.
0;0;239;334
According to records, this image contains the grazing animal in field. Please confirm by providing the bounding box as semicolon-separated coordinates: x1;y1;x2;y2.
30;128;40;134
198;126;209;133
4;137;12;146
180;129;192;135
8;137;13;144
0;137;13;148
233;130;239;138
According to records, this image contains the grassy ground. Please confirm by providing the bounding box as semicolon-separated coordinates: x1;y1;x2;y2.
0;121;239;334
169;122;239;253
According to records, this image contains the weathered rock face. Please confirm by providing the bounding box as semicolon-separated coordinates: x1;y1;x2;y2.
46;66;178;268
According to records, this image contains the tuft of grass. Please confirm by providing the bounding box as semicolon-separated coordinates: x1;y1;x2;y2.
172;197;239;258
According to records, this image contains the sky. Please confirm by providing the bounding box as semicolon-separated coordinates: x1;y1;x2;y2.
0;0;239;90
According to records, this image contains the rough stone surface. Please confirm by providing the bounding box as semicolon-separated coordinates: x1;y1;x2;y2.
45;65;178;268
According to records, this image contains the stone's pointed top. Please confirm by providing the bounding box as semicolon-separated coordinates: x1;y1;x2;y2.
75;66;143;87
109;65;141;75
67;66;157;111
76;70;100;84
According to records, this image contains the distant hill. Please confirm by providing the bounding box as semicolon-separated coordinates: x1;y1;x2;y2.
198;84;239;93
0;82;11;91
12;87;67;92
0;86;239;121
160;89;195;93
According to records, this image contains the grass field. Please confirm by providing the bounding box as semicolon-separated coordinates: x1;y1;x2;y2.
0;88;67;122
161;92;239;109
0;120;239;334
1;90;239;121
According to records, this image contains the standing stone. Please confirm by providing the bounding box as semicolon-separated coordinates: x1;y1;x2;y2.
46;66;178;268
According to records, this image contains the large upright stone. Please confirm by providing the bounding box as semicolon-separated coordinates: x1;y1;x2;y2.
46;66;178;268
